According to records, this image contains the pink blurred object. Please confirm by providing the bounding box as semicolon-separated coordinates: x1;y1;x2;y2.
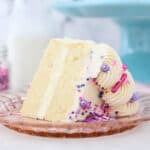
0;45;9;91
0;67;9;91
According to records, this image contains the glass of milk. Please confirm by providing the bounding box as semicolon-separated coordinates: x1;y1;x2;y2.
8;0;61;91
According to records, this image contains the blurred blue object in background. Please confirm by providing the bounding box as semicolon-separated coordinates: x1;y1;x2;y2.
52;0;150;17
51;0;150;83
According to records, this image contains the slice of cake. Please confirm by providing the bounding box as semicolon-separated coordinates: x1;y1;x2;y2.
21;39;104;122
21;38;139;123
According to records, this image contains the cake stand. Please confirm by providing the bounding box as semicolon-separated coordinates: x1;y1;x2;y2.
51;0;150;83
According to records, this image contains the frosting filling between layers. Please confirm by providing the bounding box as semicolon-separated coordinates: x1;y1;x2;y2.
37;48;68;119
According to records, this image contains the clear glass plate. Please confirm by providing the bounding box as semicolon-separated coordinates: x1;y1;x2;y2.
0;89;149;138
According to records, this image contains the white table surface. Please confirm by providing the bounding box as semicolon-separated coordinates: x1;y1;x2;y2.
0;122;149;150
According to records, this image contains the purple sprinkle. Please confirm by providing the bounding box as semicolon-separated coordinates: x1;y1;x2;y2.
101;64;110;72
71;111;74;114
115;111;119;115
76;85;81;88
109;117;116;121
69;116;72;119
81;84;85;87
80;99;87;109
131;92;139;101
98;91;104;98
86;78;90;81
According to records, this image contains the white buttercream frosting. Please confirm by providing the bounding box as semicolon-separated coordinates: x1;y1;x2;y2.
96;44;122;88
70;43;139;121
104;71;135;106
110;102;139;117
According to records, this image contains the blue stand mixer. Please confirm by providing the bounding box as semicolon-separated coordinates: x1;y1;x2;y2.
52;1;150;83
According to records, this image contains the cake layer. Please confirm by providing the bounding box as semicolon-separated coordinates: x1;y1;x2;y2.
21;39;68;119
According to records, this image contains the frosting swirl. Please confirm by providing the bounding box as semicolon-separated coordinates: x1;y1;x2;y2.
70;44;139;121
96;45;122;88
95;45;138;117
104;71;135;106
110;102;139;117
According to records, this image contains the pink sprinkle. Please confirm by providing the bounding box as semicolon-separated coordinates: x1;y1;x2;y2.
93;105;98;111
122;64;127;71
86;102;92;109
120;73;127;82
112;59;117;66
92;78;96;83
79;97;83;100
111;81;120;93
111;73;127;93
76;108;81;114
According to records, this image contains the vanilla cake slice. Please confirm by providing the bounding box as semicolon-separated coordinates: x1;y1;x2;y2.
21;39;97;122
21;38;139;123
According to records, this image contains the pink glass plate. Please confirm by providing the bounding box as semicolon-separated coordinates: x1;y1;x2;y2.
0;89;149;138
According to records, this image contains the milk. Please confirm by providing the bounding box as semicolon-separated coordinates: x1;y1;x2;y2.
8;0;59;91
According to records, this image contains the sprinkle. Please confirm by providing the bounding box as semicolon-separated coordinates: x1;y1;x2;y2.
122;64;127;71
109;117;116;121
111;73;127;93
77;84;85;89
111;81;120;93
76;85;81;88
92;78;97;83
81;112;85;116
98;91;104;98
80;99;87;109
69;116;72;120
115;111;119;115
101;103;110;115
131;92;139;101
81;84;85;87
105;104;109;108
102;116;109;120
120;73;127;81
71;111;74;114
101;64;110;72
86;78;90;81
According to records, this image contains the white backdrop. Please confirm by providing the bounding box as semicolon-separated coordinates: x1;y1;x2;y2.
0;0;120;50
